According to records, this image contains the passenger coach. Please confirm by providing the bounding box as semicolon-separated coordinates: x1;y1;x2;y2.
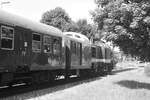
0;10;64;85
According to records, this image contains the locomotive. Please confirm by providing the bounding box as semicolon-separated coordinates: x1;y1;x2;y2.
91;41;115;75
0;10;115;86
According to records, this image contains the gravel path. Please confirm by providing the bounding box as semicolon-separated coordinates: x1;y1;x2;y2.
3;62;150;100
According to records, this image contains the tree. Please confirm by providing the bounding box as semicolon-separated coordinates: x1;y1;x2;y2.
41;7;78;31
41;7;98;39
76;19;98;39
92;0;150;61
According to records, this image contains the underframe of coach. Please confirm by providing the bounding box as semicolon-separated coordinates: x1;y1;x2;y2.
0;23;64;85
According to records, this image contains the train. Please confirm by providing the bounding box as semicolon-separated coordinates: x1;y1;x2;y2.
0;10;116;86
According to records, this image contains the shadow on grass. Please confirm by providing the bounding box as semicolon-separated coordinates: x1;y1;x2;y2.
116;80;150;90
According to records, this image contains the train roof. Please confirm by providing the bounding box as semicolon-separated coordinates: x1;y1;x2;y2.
63;32;91;44
92;41;111;49
0;10;63;37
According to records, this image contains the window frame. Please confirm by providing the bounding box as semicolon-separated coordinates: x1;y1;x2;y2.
91;47;96;58
52;37;61;55
43;35;52;53
32;32;41;52
71;41;77;55
1;25;14;50
97;47;103;59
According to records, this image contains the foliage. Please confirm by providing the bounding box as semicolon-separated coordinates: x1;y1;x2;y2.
41;7;78;31
41;7;97;37
41;7;98;39
92;0;150;61
76;19;98;38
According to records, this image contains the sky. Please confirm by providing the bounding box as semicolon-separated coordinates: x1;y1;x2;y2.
1;0;96;23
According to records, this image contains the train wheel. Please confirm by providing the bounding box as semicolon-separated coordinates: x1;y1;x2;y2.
31;72;44;85
7;82;13;87
65;73;70;80
107;66;113;75
80;69;92;78
48;72;55;82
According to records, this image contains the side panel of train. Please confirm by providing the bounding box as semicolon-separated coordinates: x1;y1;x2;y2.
63;37;92;77
0;24;65;85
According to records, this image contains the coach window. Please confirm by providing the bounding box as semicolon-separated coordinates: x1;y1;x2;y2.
32;33;41;52
98;47;103;59
71;41;77;54
43;35;52;53
1;26;14;50
53;37;61;55
91;47;96;58
105;48;108;59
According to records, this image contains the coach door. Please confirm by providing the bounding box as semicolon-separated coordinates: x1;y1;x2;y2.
18;29;31;67
65;39;71;78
